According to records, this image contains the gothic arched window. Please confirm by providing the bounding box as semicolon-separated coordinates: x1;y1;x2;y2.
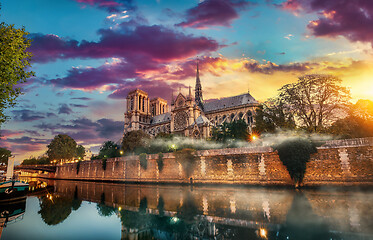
239;112;243;119
247;111;253;124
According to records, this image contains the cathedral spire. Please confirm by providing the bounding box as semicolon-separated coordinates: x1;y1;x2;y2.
195;59;204;110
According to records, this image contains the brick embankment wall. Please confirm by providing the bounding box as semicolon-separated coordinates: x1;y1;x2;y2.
50;138;373;186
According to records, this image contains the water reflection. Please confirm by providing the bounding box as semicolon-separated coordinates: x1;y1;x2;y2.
2;179;373;240
38;185;82;225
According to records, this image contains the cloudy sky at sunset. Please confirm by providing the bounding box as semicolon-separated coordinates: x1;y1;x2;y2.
1;0;373;163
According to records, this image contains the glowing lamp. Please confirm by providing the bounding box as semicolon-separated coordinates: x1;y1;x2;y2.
259;228;267;238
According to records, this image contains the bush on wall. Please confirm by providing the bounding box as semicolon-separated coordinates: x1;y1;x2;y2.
76;161;81;175
102;159;107;171
273;138;317;187
174;148;197;178
157;153;164;172
139;153;147;170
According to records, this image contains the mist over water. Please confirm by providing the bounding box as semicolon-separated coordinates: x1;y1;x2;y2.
145;130;334;152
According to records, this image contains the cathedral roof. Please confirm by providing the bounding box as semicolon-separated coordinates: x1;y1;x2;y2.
150;112;171;125
203;92;258;113
191;115;212;126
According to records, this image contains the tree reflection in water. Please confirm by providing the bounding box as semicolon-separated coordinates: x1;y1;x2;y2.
96;192;115;217
38;185;82;225
277;192;340;240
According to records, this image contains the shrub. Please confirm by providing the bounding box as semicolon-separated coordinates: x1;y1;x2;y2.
174;148;197;178
102;159;107;171
76;161;81;175
273;138;317;187
157;153;164;172
139;153;147;170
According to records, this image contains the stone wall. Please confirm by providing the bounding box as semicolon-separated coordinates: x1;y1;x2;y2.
51;138;373;186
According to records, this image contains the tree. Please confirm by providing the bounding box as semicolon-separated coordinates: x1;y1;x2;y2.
98;141;120;159
47;134;77;163
0;21;34;127
76;145;85;159
21;155;50;165
0;147;11;165
273;138;317;187
211;119;249;142
327;99;373;138
228;119;250;140
277;74;350;132
122;130;150;154
253;99;296;134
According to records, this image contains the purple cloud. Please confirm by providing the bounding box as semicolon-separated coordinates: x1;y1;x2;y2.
108;79;185;101
96;118;123;138
34;117;123;144
244;61;316;74
58;104;73;114
11;110;45;122
29;24;220;63
71;97;92;100
177;0;251;29
281;0;373;46
75;0;135;12
70;104;88;108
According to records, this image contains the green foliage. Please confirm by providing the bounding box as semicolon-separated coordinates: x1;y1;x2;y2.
277;74;351;132
326;99;373;138
38;195;72;225
76;145;85;159
122;130;150;154
211;119;249;142
47;134;77;163
76;161;81;175
98;141;120;159
0;147;11;165
102;159;107;171
328;115;373;138
157;153;164;172
155;132;174;139
21;156;50;165
174;148;197;177
273;138;317;186
0;22;34;126
96;203;115;217
253;101;296;134
96;193;115;217
139;153;147;170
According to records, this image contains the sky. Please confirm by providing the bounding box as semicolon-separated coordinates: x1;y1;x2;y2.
1;0;373;164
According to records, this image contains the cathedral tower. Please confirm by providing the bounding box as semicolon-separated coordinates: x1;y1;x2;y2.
195;61;204;110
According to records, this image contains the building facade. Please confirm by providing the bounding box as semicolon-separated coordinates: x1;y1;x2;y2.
123;64;259;138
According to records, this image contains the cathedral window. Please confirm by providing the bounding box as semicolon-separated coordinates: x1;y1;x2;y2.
247;111;253;124
130;97;134;110
239;112;243;119
142;97;145;111
230;113;235;121
174;111;188;131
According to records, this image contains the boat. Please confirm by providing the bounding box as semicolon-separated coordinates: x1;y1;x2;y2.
0;199;26;237
0;157;29;202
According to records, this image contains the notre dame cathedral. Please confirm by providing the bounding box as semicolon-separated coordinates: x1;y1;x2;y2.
123;63;259;138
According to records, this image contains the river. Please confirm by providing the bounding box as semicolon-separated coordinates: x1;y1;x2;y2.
0;179;372;240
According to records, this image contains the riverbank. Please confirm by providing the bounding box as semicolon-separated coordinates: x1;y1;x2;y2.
21;137;373;187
